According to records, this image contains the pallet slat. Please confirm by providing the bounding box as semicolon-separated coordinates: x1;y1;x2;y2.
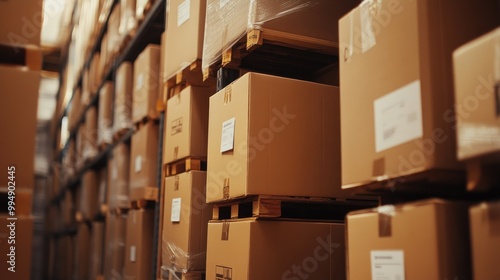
164;157;207;177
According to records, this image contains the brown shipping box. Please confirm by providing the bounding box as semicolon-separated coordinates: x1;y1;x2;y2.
108;143;130;209
164;85;212;164
124;209;155;280
338;0;500;189
453;28;500;162
90;52;101;93
346;199;471;280
133;44;161;123
75;223;91;280
206;220;345;280
0;66;40;190
129;122;159;199
207;72;340;203
84;105;98;160
0;215;34;280
0;0;42;46
79;170;99;219
163;171;211;272
164;0;206;80
114;62;134;133
89;221;105;280
98;81;114;146
470;201;500;280
104;212;128;280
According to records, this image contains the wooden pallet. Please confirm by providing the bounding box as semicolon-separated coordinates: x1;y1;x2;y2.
113;127;132;142
162;268;206;280
202;28;337;82
164;60;212;101
134;116;159;130
100;204;129;215
0;43;42;70
465;160;500;192
164;157;207;177
212;195;377;221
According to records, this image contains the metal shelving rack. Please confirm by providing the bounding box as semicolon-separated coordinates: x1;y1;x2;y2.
48;1;166;279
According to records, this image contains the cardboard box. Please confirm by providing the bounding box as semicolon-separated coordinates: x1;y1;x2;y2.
163;171;212;272
164;0;207;80
164;86;212;164
98;166;108;206
90;221;105;280
129;122;159;199
0;215;34;280
202;0;357;70
114;62;134;134
90;52;101;93
79;170;99;219
98;81;114;146
120;0;137;36
104;212;128;280
206;219;345;280
108;143;130;209
0;0;43;47
338;0;500;188
124;209;155;280
346;199;471;280
207;72;340;203
107;4;122;58
160;32;167;97
75;223;91;280
133;44;161;123
62;190;75;227
470;201;500;280
0;66;40;190
84;105;98;160
99;32;109;76
453;28;500;162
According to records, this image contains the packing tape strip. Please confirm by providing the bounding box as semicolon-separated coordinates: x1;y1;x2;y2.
360;0;378;53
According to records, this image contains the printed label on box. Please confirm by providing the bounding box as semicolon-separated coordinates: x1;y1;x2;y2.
177;0;190;27
219;0;230;9
171;117;183;135
171;198;181;222
130;246;136;262
216;265;232;280
374;80;423;152
135;155;142;173
221;117;236;153
371;250;405;280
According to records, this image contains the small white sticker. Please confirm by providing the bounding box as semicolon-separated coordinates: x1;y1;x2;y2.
219;0;230;8
220;117;236;153
374;80;423;152
135;155;142;173
177;0;190;27
171;198;181;222
371;250;405;280
130;246;136;262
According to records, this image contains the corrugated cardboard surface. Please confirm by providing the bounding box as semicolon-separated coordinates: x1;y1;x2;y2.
75;223;91;280
114;62;134;133
0;0;42;46
164;0;206;79
0;66;39;190
453;28;500;161
163;171;211;271
104;212;128;280
129;122;159;197
90;221;105;280
0;215;34;280
124;209;155;280
108;143;130;208
339;0;500;188
98;82;114;145
79;170;99;219
133;44;161;123
164;86;212;164
470;201;500;280
207;72;341;202
206;219;345;280
346;199;471;279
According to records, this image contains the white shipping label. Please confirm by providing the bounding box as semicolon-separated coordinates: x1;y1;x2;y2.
374;80;423;152
135;155;142;173
371;250;405;280
177;0;190;27
130;246;136;262
219;0;230;9
220;117;236;153
171;198;181;222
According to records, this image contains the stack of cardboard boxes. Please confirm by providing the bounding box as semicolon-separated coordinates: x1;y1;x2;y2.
0;1;43;279
338;0;500;279
160;1;214;277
